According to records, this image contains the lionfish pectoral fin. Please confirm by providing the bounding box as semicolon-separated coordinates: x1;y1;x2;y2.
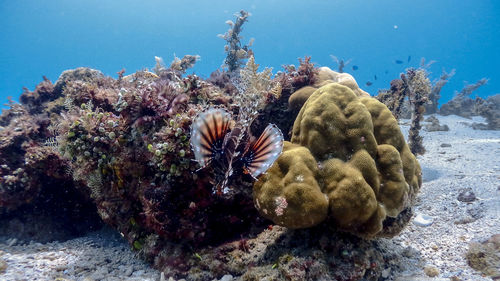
243;124;284;179
190;107;233;168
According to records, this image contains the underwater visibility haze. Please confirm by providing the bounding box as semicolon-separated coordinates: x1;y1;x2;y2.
0;1;500;281
1;0;499;106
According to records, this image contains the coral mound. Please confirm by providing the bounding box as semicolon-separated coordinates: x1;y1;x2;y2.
288;66;369;111
254;83;422;238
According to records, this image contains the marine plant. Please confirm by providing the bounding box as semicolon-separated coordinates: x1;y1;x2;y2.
330;55;352;73
377;67;432;155
219;10;253;74
425;68;455;114
251;56;319;139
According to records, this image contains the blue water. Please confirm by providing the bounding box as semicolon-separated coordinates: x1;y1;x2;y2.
1;0;499;108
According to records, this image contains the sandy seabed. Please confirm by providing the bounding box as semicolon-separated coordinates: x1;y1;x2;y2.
0;114;499;281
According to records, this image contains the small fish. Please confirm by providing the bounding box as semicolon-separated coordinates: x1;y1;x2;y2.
395;60;403;64
352;65;358;71
366;81;373;86
190;107;283;194
408;55;411;63
374;75;377;80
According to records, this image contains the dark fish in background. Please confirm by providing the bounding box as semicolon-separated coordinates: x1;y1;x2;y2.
408;55;411;63
374;75;377;80
385;70;388;74
352;65;358;71
366;81;373;86
395;60;403;64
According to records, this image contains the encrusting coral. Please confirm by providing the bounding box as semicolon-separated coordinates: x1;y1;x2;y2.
254;82;422;238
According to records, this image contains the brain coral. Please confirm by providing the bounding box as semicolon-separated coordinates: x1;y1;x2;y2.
254;83;421;238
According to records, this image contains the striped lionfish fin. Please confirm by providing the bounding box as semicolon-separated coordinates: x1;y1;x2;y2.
242;124;284;178
190;107;232;168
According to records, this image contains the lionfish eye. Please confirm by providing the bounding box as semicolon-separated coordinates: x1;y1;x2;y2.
190;107;232;168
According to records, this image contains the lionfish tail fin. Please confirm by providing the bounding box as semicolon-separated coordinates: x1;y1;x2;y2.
243;124;283;178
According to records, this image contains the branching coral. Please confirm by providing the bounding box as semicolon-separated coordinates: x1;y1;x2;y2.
457;78;489;98
232;56;281;128
439;79;498;130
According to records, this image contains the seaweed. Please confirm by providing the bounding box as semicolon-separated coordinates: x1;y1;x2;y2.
218;10;253;74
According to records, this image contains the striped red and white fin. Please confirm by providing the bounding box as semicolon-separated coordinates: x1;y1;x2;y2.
190;107;233;168
243;124;284;178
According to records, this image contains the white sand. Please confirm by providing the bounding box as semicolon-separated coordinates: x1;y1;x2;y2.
393;114;500;280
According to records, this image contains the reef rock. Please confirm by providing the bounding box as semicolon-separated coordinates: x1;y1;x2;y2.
466;234;500;278
440;94;500;130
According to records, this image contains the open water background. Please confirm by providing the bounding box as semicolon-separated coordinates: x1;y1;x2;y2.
1;0;499;108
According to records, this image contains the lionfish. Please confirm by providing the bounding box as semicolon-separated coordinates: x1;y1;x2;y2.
190;107;283;194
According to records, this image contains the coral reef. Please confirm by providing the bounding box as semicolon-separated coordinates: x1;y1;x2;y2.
254;83;422;238
439;78;499;130
0;80;102;242
0;11;428;279
250;56;318;139
52;57;275;249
